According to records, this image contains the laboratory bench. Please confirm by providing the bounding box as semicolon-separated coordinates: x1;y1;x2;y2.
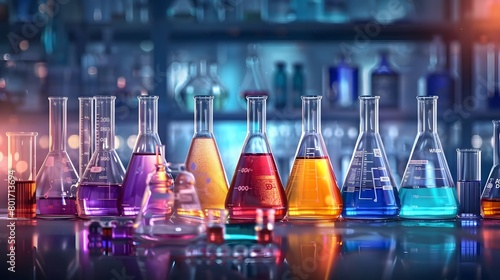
0;217;499;280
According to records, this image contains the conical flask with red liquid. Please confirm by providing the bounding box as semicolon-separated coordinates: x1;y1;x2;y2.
225;95;287;221
119;95;172;216
185;95;229;211
286;95;343;220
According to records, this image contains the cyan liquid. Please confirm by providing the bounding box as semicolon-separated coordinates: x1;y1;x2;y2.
399;187;458;219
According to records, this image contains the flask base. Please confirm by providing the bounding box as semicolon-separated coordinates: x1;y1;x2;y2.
342;207;399;219
227;207;286;221
37;197;77;216
287;207;342;220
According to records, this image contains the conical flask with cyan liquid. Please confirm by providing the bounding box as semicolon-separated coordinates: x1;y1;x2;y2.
185;95;228;211
481;120;500;218
341;96;400;219
286;95;342;220
119;96;172;216
225;96;287;221
36;97;79;217
399;96;458;219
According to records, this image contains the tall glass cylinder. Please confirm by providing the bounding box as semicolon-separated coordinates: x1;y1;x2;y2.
225;96;287;221
119;95;169;216
399;96;458;219
7;132;38;219
286;96;342;220
457;149;481;218
77;96;125;218
36;97;79;216
185;95;228;212
79;97;93;178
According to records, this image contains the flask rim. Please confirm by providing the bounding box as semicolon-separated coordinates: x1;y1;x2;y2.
359;96;380;101
417;96;438;101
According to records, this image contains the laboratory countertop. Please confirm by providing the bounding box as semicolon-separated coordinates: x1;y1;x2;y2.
0;218;498;280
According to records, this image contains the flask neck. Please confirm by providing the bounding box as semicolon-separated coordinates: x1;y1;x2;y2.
49;97;67;152
138;96;159;135
194;96;213;135
247;97;267;134
494;121;500;165
95;97;116;151
417;97;437;133
302;96;322;133
360;97;379;133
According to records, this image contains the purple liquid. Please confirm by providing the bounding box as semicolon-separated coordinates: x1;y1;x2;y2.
37;197;77;216
119;153;163;216
77;183;121;217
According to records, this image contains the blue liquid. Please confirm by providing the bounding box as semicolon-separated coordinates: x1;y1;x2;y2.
342;189;399;219
457;180;481;218
399;187;458;219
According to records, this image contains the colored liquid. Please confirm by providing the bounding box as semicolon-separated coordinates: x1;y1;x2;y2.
399;187;458;219
120;153;163;216
457;180;481;218
11;181;36;219
481;198;500;218
206;226;224;244
37;197;77;216
286;156;342;220
226;153;287;220
77;183;121;217
342;189;400;219
257;228;273;244
185;137;228;211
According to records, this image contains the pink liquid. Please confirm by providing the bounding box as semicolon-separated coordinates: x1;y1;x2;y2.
225;153;287;220
37;197;77;216
77;183;121;217
119;153;167;216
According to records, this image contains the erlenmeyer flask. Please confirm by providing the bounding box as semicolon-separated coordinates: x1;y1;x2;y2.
225;96;287;221
286;95;342;220
399;96;458;219
341;96;400;219
481;120;500;218
239;44;269;109
36;97;79;217
185;95;229;211
119;95;170;216
76;96;126;218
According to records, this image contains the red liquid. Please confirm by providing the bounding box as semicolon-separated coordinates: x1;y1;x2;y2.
11;181;36;219
206;226;224;244
226;153;287;220
257;228;273;244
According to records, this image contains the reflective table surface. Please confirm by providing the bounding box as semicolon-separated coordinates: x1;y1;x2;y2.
0;218;498;280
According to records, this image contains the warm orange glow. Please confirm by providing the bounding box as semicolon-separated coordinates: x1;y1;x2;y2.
117;77;126;89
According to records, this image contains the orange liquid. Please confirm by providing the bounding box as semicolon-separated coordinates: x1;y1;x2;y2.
481;198;500;218
186;137;229;210
286;157;342;219
286;233;342;280
13;181;36;219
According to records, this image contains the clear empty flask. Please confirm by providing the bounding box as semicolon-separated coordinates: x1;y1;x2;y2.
286;95;343;220
36;97;79;217
77;96;126;218
185;95;228;211
225;96;287;221
119;96;169;216
481;120;500;218
341;96;399;219
399;96;458;219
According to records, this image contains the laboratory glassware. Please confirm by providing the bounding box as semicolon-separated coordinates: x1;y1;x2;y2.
208;63;228;110
324;55;359;108
167;0;195;20
321;0;349;23
36;97;79;216
291;62;305;109
341;96;400;219
255;208;275;244
273;61;287;110
239;44;269;109
481;120;500;218
119;95;169;216
76;96;126;218
399;96;458;219
286;95;343;220
6;132;38;219
172;168;205;220
205;208;228;244
370;51;399;108
185;95;229;211
425;36;455;110
79;97;93;178
225;96;287;221
261;0;296;23
457;149;481;218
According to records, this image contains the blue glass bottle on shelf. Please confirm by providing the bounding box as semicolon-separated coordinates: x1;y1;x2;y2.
273;61;287;111
370;51;399;108
292;63;305;109
341;96;400;219
324;55;359;108
425;36;455;111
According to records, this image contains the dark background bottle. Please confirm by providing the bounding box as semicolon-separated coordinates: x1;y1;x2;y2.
292;62;305;109
273;61;288;110
370;51;399;109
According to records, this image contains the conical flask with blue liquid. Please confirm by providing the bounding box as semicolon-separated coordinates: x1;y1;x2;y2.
341;96;400;219
399;96;458;219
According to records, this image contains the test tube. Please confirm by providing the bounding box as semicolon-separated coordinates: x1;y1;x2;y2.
255;208;275;244
79;97;93;177
6;132;38;219
205;208;228;244
457;149;481;218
